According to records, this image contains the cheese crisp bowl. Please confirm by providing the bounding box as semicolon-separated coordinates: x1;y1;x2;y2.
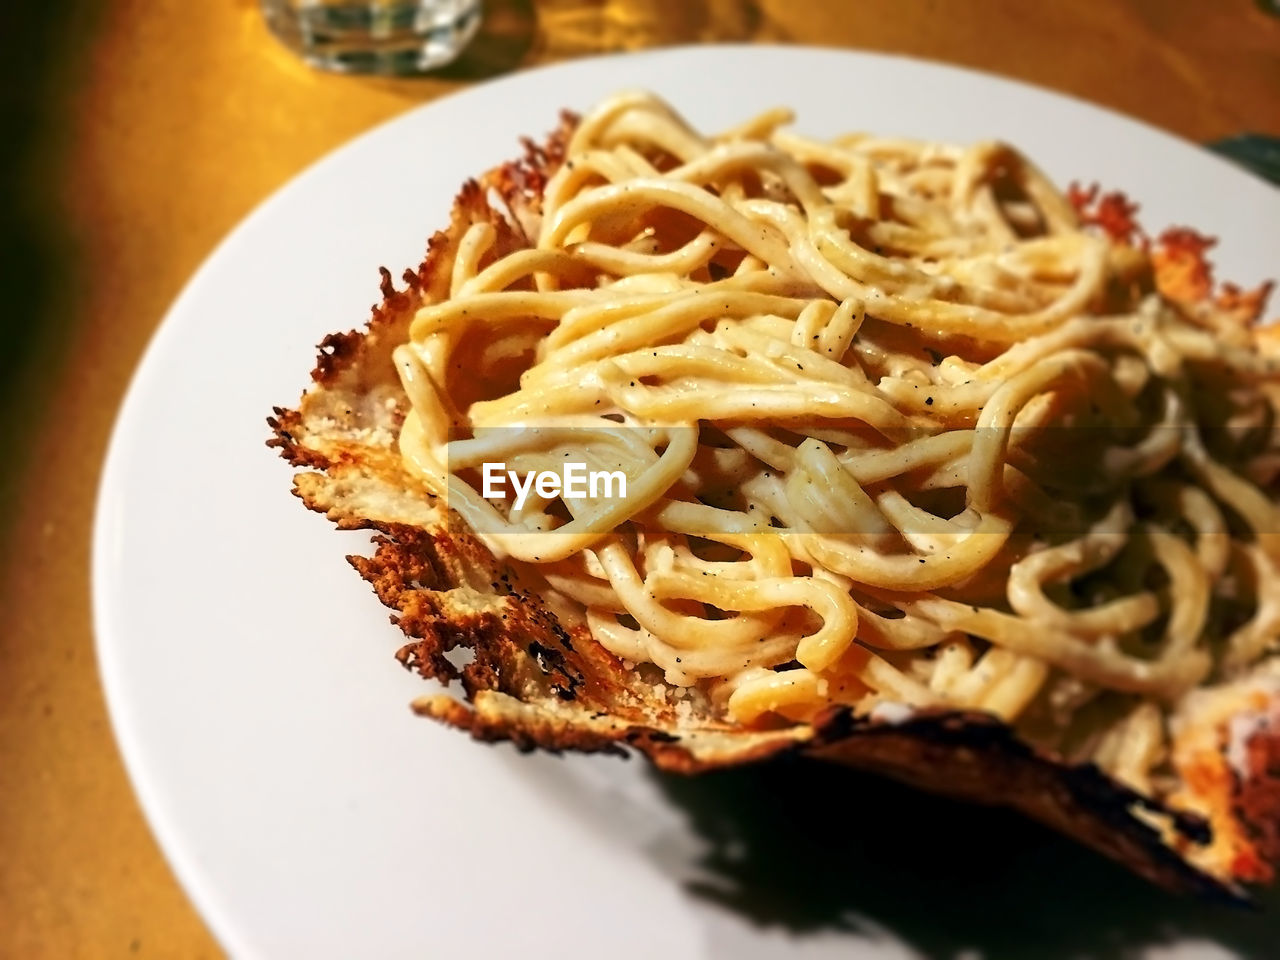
270;90;1280;900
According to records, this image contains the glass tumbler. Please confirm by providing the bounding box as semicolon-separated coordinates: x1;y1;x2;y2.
262;0;483;74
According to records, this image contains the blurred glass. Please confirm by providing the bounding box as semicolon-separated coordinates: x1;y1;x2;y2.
262;0;483;74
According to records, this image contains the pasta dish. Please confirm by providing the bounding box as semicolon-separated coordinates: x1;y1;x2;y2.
392;92;1278;796
271;90;1280;895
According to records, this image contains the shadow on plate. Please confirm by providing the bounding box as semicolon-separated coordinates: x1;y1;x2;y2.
649;756;1277;960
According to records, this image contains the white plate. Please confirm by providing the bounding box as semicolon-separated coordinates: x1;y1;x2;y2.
94;46;1280;959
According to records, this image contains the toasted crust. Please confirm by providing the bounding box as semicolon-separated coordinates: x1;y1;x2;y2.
268;117;1280;901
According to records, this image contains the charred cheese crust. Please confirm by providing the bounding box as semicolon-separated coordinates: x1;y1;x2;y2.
268;112;1280;901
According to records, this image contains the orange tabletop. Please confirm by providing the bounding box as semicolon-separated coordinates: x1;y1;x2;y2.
1;1;1277;956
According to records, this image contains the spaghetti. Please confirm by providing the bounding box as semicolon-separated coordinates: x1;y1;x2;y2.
390;92;1279;795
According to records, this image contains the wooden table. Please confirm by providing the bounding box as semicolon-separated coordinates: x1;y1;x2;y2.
1;1;1276;955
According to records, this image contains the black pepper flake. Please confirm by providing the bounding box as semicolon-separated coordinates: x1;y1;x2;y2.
925;397;934;406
